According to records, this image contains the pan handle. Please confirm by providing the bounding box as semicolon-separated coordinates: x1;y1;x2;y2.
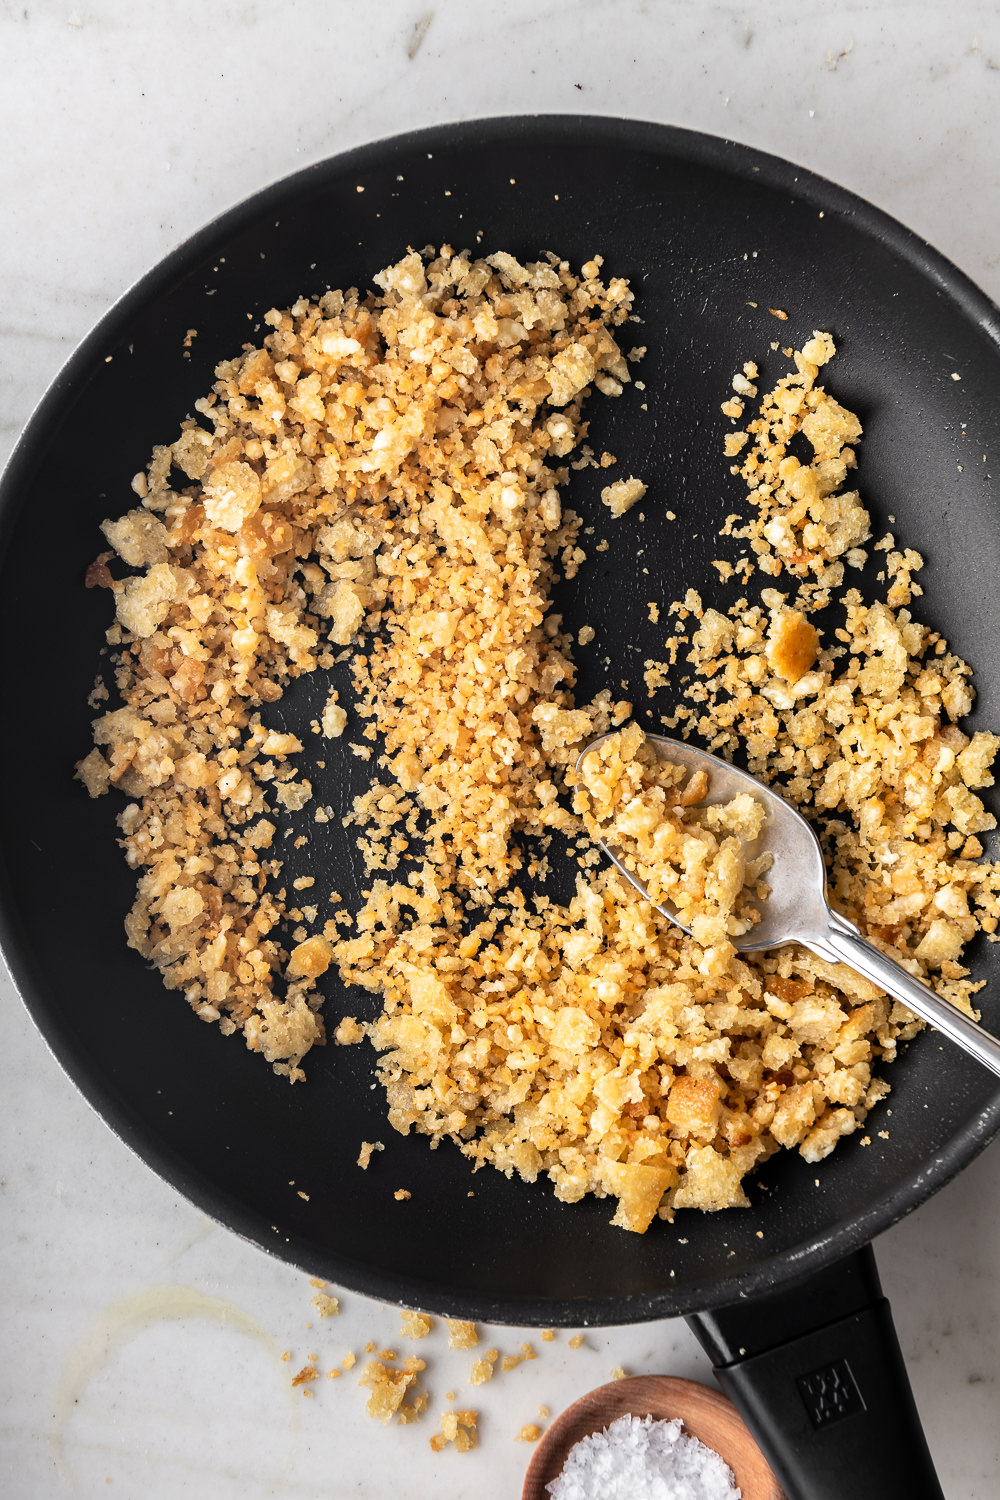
685;1243;944;1500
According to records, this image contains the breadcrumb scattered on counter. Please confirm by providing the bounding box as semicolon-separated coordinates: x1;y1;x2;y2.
470;1349;499;1385
445;1319;479;1351
359;1355;426;1423
292;1359;319;1388
400;1310;433;1339
500;1343;536;1373
430;1409;479;1453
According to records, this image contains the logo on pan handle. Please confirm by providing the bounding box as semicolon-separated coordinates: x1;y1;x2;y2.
796;1359;867;1428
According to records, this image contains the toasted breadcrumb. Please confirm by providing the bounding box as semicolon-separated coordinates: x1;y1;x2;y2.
568;1335;585;1350
359;1356;426;1423
517;1424;543;1442
470;1349;499;1385
766;609;820;682
292;1359;319;1388
397;1391;431;1425
601;475;647;516
400;1310;433;1339
311;1292;340;1319
321;689;348;738
335;1017;365;1045
429;1409;478;1453
445;1319;479;1351
357;1140;384;1168
394;1189;411;1201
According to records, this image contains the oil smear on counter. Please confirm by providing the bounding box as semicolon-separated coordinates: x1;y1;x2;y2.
51;1284;286;1488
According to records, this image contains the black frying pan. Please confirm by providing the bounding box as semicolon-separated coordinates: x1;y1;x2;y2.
3;117;999;1499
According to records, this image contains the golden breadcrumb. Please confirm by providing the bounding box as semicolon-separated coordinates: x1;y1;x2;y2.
470;1349;499;1385
311;1291;340;1319
429;1409;478;1453
400;1310;433;1339
444;1319;479;1351
359;1355;426;1424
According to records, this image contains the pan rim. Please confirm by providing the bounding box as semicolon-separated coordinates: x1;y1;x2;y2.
3;112;1000;1324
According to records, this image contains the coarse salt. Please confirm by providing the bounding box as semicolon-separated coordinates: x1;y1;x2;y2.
547;1413;741;1500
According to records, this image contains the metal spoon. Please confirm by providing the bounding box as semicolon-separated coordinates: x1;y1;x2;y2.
577;730;1000;1080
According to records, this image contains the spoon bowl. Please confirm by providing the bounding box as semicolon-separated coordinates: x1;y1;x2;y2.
578;731;831;952
577;731;1000;1080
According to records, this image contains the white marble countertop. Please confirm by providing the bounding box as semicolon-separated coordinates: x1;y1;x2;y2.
4;3;1000;1496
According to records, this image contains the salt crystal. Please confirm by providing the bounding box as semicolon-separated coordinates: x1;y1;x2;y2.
547;1413;741;1500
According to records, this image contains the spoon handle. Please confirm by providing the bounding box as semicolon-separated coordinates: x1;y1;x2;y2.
809;908;1000;1080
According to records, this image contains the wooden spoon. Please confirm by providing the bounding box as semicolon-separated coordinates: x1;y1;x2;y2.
521;1375;785;1499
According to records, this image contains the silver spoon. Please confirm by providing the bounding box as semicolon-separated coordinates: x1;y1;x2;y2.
577;730;1000;1080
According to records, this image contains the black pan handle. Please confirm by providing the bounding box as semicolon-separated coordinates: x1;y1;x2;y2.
686;1244;944;1500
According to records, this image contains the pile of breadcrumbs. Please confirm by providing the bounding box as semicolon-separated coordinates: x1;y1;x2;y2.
78;248;1000;1231
576;723;771;973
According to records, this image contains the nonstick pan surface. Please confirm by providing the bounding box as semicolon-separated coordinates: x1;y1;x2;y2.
2;116;999;1326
